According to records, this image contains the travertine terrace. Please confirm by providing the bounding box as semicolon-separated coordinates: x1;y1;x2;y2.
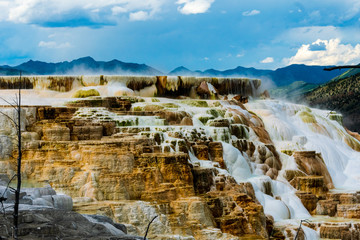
0;75;360;239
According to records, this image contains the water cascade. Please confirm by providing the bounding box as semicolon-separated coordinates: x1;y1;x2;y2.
0;75;359;239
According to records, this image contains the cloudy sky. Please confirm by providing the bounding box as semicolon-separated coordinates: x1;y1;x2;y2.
0;0;360;72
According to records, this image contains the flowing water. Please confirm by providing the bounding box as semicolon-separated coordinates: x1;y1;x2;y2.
1;76;360;239
247;99;360;190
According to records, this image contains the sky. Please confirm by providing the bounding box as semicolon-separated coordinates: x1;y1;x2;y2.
0;0;360;72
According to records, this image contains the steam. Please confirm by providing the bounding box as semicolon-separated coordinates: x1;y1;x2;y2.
64;65;159;76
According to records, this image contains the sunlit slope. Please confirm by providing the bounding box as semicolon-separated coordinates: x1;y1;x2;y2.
305;72;360;132
269;81;318;100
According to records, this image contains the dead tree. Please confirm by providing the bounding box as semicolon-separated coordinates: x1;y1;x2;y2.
324;65;360;71
0;72;23;239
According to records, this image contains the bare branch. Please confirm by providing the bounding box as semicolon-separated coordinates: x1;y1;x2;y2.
143;216;158;240
0;97;18;111
0;202;5;217
294;219;312;240
324;65;360;71
0;174;17;217
6;135;20;143
14;94;18;106
0;111;18;128
1;175;17;198
6;154;17;160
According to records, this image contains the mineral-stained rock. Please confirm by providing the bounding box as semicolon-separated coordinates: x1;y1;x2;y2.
37;107;78;120
295;191;318;214
0;96;282;239
265;215;274;237
207;119;230;128
293;151;334;189
180;116;193;126
339;193;360;204
196;81;211;98
232;95;248;104
156;76;167;95
66;97;132;110
260;90;270;99
192;167;217;194
292;176;328;197
320;223;352;240
270;227;286;239
337;204;360;218
171;197;216;228
208;142;226;169
156;111;192;125
316;200;338;216
192;144;209;160
265;168;278;180
230;124;249;139
204;178;268;239
346;128;360;147
283;169;306;183
72;125;103;140
42;123;70;141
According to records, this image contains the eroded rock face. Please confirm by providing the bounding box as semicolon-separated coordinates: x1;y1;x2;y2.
0;98;274;239
204;177;268;238
316;200;338;216
5;76;360;239
293;151;334;189
296;191;318;214
320;223;353;240
292;176;328;197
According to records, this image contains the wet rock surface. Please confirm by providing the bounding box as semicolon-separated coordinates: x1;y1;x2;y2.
1;76;360;239
0;182;142;239
0;209;142;240
0;97;274;239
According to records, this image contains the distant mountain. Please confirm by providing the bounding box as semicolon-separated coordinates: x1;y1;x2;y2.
269;81;319;100
269;64;345;86
0;57;348;88
169;64;346;86
168;66;199;76
0;66;32;76
0;57;163;76
305;70;360;132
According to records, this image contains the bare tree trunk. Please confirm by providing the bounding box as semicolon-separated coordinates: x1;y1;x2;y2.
0;72;23;239
13;72;22;239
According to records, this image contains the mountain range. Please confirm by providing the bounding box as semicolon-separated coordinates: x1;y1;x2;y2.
169;64;346;86
0;56;346;87
0;57;162;76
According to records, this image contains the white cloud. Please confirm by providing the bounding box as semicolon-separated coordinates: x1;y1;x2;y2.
261;57;274;63
129;11;151;21
38;41;71;49
342;1;360;21
0;0;166;26
176;0;214;15
242;9;260;16
203;57;209;60
284;38;360;65
112;6;127;15
236;53;244;58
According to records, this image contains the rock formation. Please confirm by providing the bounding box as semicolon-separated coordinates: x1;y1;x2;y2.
0;75;360;239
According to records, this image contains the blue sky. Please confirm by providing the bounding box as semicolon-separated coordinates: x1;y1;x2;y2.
0;0;360;72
